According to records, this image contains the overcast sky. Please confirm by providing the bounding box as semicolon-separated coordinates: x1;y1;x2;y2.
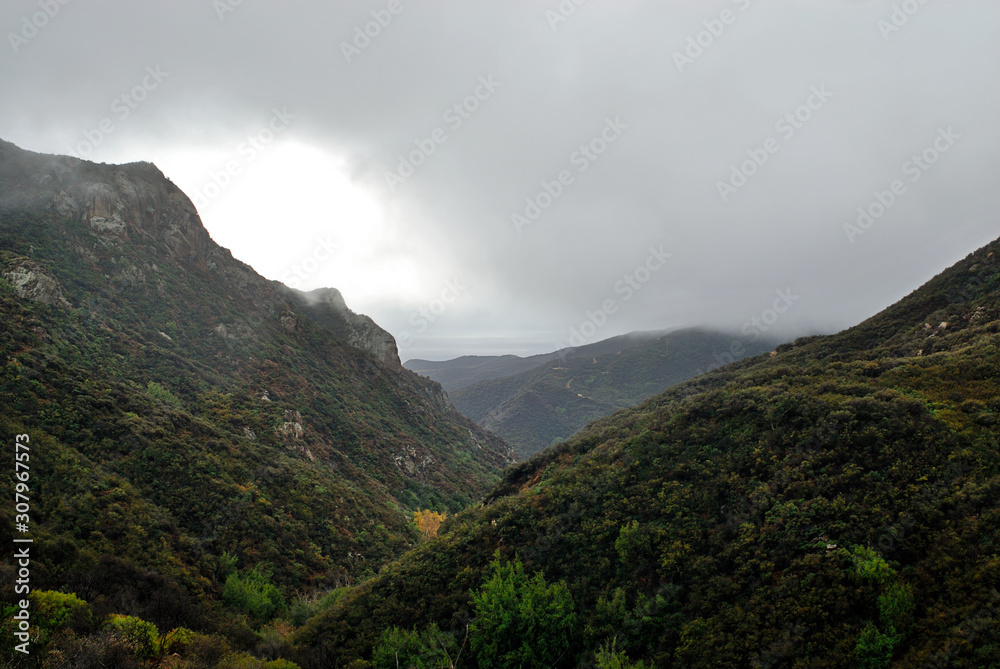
2;1;998;360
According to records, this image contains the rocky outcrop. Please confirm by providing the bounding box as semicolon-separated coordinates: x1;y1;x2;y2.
345;314;401;369
1;260;72;308
392;444;436;477
294;287;402;369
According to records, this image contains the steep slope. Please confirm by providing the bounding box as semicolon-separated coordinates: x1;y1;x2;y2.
448;328;778;458
293;238;1000;668
0;139;512;660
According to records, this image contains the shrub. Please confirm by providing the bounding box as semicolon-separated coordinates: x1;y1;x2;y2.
146;380;181;406
223;568;286;622
470;552;577;669
108;614;159;661
855;622;900;669
371;624;456;669
594;638;649;668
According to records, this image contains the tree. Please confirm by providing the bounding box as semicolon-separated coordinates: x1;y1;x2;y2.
855;622;899;669
470;552;577;669
223;567;286;622
594;638;649;669
372;625;457;669
414;510;447;541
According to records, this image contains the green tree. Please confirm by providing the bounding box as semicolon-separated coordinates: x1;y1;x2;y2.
223;568;286;622
594;638;649;668
470;552;577;669
372;625;456;669
855;622;899;669
32;590;90;634
108;614;160;661
878;583;915;631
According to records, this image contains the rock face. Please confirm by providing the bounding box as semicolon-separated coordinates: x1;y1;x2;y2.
1;259;72;308
290;287;402;369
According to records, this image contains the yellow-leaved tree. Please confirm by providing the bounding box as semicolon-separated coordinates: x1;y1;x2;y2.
413;510;447;541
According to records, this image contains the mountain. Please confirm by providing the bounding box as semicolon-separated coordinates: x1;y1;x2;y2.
405;354;563;394
0;139;512;665
403;331;686;394
292;237;1000;667
415;329;779;459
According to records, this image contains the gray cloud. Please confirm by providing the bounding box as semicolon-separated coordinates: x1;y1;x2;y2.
2;0;998;359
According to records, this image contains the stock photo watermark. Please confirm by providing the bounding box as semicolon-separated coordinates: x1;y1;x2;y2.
673;0;754;73
190;107;295;209
12;432;33;655
878;0;931;41
67;66;170;159
689;287;799;377
213;0;245;21
340;0;413;62
7;0;71;54
555;245;671;350
511;117;628;233
717;85;834;203
742;288;800;341
843;126;959;244
280;235;340;289
398;279;468;347
545;0;589;31
384;75;502;193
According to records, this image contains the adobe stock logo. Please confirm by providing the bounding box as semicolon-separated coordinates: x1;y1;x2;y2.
545;0;588;31
716;85;834;203
213;0;245;21
280;236;340;289
741;288;800;341
673;0;754;73
843;127;959;245
555;246;671;350
68;66;170;159
190;108;296;209
511;117;628;233
878;0;931;40
383;76;501;193
340;0;413;63
7;0;72;54
398;279;467;347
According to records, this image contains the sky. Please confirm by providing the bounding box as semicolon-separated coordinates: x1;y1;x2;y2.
1;1;998;361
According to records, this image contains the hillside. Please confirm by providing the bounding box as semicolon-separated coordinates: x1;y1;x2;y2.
447;329;777;459
0;140;512;665
405;354;562;394
404;331;688;394
292;237;1000;668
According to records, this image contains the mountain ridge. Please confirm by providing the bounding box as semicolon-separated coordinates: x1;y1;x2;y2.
292;234;1000;667
412;328;780;458
0;138;514;663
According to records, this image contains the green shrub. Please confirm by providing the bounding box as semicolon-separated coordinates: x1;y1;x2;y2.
146;380;181;406
108;614;159;660
594;638;649;668
470;552;577;669
223;568;286;622
31;590;90;633
878;583;915;630
851;546;895;585
855;622;900;669
372;625;454;669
